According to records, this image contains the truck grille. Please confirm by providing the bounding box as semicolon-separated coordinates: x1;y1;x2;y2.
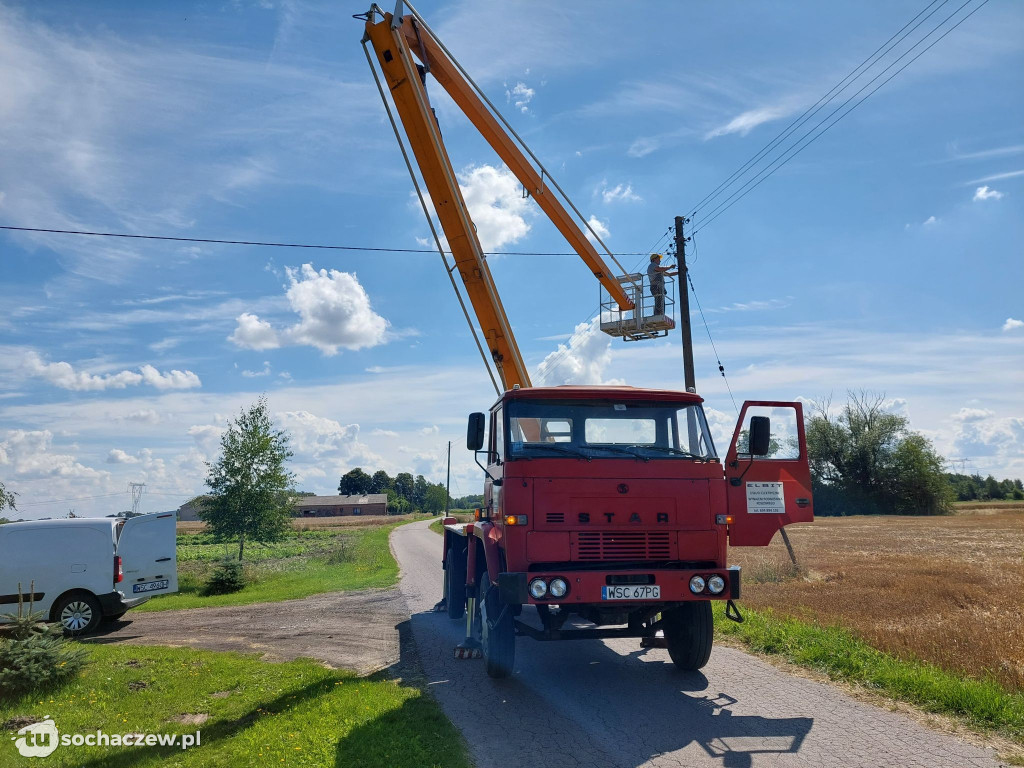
573;531;672;561
546;512;565;524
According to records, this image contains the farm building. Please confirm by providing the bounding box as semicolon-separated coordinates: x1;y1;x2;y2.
292;494;388;517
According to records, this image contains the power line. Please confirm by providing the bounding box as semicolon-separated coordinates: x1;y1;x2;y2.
686;271;739;415
690;0;990;235
689;0;950;219
0;225;651;258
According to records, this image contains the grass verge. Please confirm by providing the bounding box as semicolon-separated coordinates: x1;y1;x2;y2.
0;643;469;768
713;602;1024;743
138;524;400;612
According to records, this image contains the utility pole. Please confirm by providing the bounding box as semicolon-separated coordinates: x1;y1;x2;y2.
674;215;696;395
444;441;451;515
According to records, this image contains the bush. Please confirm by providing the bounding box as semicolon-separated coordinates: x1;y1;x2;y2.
203;559;247;595
326;537;355;565
0;595;86;700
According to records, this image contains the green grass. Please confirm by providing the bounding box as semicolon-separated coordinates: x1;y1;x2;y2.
138;525;400;612
0;644;470;768
428;519;445;536
714;602;1024;742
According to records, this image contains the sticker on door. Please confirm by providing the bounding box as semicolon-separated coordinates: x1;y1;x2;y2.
746;481;785;514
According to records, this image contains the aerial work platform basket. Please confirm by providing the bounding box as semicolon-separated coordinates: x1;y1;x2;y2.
599;272;676;342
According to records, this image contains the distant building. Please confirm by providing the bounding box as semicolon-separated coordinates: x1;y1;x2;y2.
177;496;210;522
293;494;388;517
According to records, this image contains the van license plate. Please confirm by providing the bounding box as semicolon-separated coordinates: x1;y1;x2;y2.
601;585;660;600
133;580;169;593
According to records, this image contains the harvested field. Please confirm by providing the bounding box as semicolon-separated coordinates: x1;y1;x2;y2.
176;512;430;534
730;503;1024;692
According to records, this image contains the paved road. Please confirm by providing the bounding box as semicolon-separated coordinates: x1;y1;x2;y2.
91;589;403;676
393;519;1001;768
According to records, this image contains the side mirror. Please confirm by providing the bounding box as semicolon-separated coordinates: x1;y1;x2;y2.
467;412;486;451
748;416;771;457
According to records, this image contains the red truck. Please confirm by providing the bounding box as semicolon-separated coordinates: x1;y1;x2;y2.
361;4;814;677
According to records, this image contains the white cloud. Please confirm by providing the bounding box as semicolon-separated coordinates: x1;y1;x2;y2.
187;424;224;458
535;318;618;386
922;215;938;227
24;351;200;392
276;410;362;458
122;409;160;424
584;215;610;244
706;106;787;139
138;365;201;390
952;415;1024;461
229;265;388;356
505;81;534;113
952;407;994;422
0;429;108;481
1003;318;1024;332
106;448;140;464
241;361;272;378
627;137;659;158
370;428;398;438
419;425;440;435
229;313;281;350
973;185;1003;201
965;169;1024;185
597;180;641;204
458;164;534;252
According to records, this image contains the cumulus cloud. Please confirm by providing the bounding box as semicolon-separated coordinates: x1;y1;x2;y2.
121;409;160;424
106;448;140;464
241;361;272;378
973;185;1003;201
229;264;388;356
597;181;641;204
505;81;534;113
535;318;617;386
0;429;107;480
229;313;280;350
458;164;533;251
584;215;610;244
24;351;200;392
1003;318;1023;332
952;415;1024;460
276;410;361;457
187;424;224;458
953;407;995;422
922;215;938;227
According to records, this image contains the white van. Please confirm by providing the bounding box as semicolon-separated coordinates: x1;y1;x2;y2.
0;513;178;634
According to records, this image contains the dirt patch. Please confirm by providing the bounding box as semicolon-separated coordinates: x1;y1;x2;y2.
730;511;1024;691
171;713;209;726
89;588;405;676
127;681;149;691
2;716;39;731
208;691;232;699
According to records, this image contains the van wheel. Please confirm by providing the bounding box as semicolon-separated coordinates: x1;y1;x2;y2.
663;601;713;671
53;592;102;635
444;544;467;620
480;574;515;679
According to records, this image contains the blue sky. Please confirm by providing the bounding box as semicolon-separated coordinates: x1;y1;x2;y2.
1;0;1021;518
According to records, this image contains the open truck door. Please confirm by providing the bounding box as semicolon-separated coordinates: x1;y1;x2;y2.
725;401;814;546
115;512;178;598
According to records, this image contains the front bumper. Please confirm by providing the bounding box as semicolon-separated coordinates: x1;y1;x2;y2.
499;565;740;606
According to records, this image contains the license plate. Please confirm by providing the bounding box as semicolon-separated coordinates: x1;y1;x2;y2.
601;585;660;601
133;579;169;593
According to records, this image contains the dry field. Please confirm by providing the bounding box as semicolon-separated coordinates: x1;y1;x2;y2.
176;512;430;534
730;502;1024;692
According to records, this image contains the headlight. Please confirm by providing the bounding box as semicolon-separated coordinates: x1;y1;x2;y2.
707;575;726;594
529;578;548;599
548;578;568;598
689;575;706;594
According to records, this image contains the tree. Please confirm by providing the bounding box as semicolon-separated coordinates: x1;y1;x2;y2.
0;481;15;514
424;484;448;514
393;472;414;502
413;475;429;509
369;470;392;494
806;392;953;516
338;468;372;496
201;396;294;561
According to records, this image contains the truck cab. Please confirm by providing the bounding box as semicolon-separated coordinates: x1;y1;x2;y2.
443;385;813;677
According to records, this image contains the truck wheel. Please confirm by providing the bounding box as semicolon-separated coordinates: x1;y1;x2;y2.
444;544;467;620
663;601;713;671
480;574;515;679
52;592;102;636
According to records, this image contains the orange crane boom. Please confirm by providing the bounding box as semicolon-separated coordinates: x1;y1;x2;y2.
362;5;634;391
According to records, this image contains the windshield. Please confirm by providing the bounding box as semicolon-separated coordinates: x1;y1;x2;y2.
507;400;716;460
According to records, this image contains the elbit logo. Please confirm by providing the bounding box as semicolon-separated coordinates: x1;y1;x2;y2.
12;717;59;758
